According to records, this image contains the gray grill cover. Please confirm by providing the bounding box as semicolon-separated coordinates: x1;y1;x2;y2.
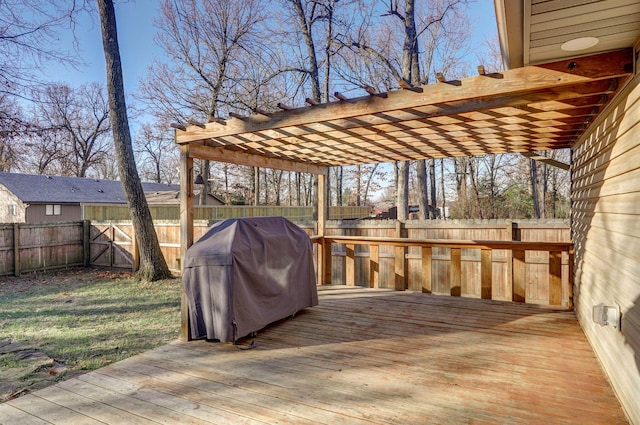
182;216;318;341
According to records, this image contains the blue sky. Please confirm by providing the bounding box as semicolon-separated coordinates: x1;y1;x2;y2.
47;0;498;95
47;1;159;93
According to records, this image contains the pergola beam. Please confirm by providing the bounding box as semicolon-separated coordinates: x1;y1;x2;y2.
520;152;570;170
187;142;328;175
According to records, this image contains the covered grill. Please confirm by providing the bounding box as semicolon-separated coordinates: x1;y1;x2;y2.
182;216;318;342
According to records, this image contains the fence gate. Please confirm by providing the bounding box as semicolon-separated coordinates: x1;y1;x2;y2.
90;223;137;270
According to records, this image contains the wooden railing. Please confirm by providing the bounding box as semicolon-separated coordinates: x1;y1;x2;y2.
312;236;574;308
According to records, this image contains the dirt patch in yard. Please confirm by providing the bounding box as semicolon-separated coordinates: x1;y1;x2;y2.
0;339;85;401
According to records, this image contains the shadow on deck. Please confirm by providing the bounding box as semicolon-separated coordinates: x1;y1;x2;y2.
0;285;629;424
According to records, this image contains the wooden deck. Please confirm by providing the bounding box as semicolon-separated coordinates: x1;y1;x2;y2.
0;286;629;424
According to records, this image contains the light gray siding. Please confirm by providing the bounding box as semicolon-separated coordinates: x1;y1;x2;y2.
0;186;26;223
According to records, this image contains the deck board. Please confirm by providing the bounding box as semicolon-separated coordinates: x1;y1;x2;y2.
0;286;629;424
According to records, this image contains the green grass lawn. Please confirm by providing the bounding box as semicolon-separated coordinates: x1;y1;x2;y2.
0;267;181;401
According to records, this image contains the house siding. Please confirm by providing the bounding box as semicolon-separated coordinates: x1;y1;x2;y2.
25;204;83;223
572;71;640;425
0;186;26;223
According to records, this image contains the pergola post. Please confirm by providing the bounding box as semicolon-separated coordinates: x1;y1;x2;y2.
317;173;331;285
180;144;194;341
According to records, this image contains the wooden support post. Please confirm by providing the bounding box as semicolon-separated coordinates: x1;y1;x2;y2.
568;249;574;309
513;250;526;302
317;173;330;285
345;244;355;286
369;245;379;288
421;246;432;293
13;223;20;277
450;248;461;296
394;221;407;291
82;220;90;267
481;248;492;299
315;237;322;285
394;246;406;291
549;251;562;306
180;144;194;341
322;240;332;285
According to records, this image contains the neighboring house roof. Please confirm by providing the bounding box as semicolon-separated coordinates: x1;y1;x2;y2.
0;172;179;204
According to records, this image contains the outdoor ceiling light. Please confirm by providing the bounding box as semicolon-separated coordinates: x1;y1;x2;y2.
561;36;599;51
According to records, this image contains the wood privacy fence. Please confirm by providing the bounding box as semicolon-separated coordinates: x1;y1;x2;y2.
0;219;572;307
83;204;371;222
0;222;89;276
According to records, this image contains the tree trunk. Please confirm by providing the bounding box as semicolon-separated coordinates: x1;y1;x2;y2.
97;0;171;281
288;171;292;206
469;158;482;219
440;158;446;219
198;159;209;205
337;166;343;206
397;0;418;220
253;166;259;205
416;159;428;220
356;164;362;206
291;0;321;101
530;159;541;219
296;171;302;207
362;164;379;207
396;161;409;220
429;159;437;219
542;152;548;219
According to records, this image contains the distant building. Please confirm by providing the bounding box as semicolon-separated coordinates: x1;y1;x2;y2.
387;205;441;219
0;172;223;223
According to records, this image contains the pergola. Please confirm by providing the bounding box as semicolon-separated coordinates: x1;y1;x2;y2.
175;48;633;336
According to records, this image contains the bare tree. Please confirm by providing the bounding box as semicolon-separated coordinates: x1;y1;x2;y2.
0;0;81;95
139;0;265;205
335;0;470;219
0;92;25;171
97;0;171;281
134;122;179;184
32;83;111;177
20;125;66;175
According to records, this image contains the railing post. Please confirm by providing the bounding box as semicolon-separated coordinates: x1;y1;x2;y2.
568;249;574;309
394;221;407;291
450;248;461;296
549;251;562;306
481;248;492;299
345;243;355;286
421;246;432;293
513;250;526;302
369;245;379;288
323;239;332;285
